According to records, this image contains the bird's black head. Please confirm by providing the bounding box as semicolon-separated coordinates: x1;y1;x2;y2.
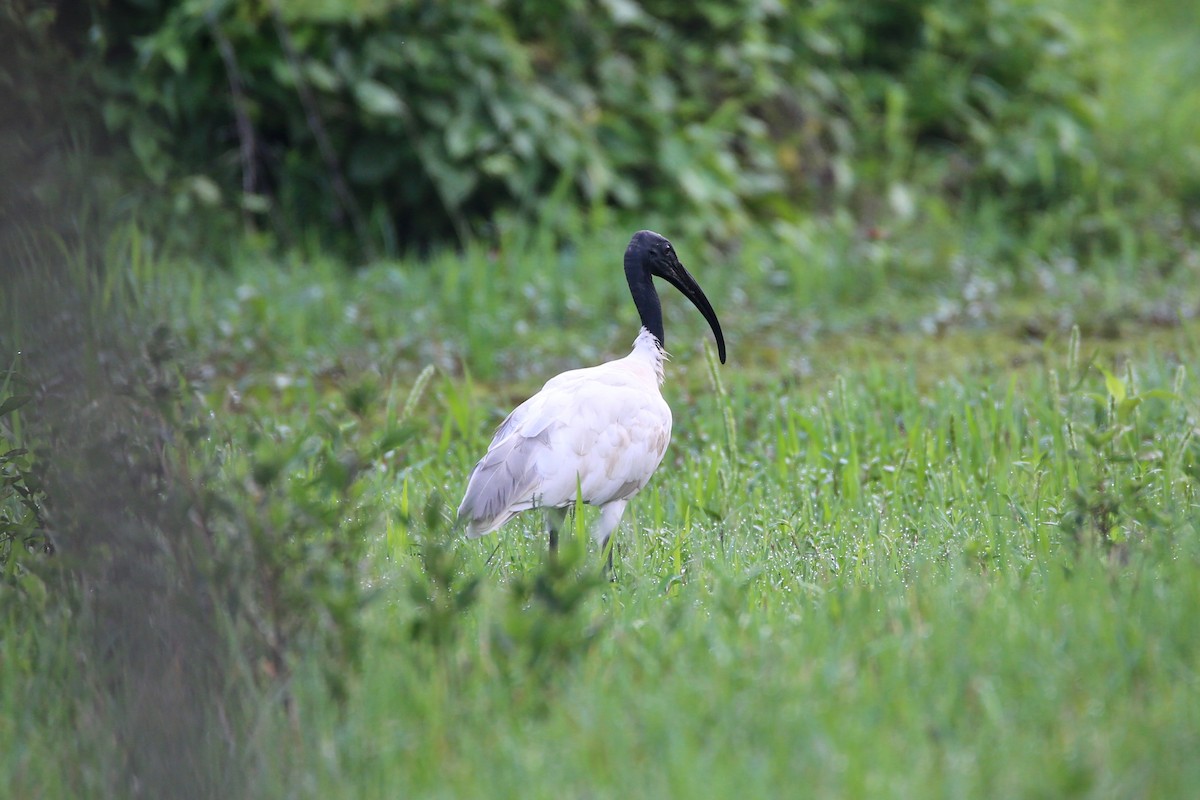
624;230;726;363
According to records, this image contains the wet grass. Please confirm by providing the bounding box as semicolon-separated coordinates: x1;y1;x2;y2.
130;213;1199;798
4;214;1199;797
5;2;1200;793
6;190;1198;797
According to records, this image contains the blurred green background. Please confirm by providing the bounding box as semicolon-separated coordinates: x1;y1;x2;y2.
5;0;1198;254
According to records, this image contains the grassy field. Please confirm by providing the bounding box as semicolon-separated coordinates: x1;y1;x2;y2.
9;248;1200;796
6;220;1200;797
223;248;1200;796
4;2;1200;798
9;166;1200;800
115;208;1194;798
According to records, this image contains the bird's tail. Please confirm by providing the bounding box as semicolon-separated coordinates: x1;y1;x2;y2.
456;435;538;537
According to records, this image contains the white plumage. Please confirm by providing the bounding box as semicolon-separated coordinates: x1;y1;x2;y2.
458;329;670;549
456;230;726;569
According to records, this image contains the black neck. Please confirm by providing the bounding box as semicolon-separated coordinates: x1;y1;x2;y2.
624;253;664;348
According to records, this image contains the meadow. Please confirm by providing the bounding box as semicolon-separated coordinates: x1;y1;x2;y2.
3;1;1200;798
7;153;1200;800
171;222;1200;798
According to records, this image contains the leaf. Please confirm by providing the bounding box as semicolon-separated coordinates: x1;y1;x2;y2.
1096;366;1125;403
480;153;516;177
303;59;340;92
0;395;32;417
374;424;419;457
161;40;187;73
241;193;271;213
355;80;406;118
421;151;477;208
1116;396;1142;424
1083;426;1119;448
347;138;404;185
1139;389;1180;403
187;175;222;205
129;121;167;184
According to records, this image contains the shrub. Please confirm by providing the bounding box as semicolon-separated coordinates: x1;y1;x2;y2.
0;231;414;792
0;385;52;601
12;0;1100;251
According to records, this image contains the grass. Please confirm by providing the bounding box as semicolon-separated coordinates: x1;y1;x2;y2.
6;245;1200;798
250;312;1198;799
108;209;1194;798
8;174;1198;797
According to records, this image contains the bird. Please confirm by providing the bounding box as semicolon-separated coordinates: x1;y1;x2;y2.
456;230;726;571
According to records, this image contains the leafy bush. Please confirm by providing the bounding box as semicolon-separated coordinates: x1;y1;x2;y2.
187;362;432;702
0;232;426;792
401;499;608;701
11;0;1102;252
1051;329;1191;557
0;384;52;601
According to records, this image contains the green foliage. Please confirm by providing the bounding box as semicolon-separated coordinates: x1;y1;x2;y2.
14;0;1102;251
191;402;376;701
401;505;606;692
0;378;52;602
5;208;1200;795
4;2;1198;795
0;1;92;223
229;263;1198;796
486;538;608;685
0;231;431;794
1055;348;1189;556
402;528;482;650
178;339;438;703
1067;0;1200;206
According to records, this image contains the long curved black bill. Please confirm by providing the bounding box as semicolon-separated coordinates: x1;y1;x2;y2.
659;259;726;364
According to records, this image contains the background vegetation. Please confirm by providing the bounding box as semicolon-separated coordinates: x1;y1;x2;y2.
9;0;1185;253
2;0;1199;797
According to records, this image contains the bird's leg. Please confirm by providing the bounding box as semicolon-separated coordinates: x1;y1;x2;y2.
593;500;629;578
545;506;568;558
601;535;615;577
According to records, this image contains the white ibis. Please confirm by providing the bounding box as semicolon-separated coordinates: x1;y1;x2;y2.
456;230;726;570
